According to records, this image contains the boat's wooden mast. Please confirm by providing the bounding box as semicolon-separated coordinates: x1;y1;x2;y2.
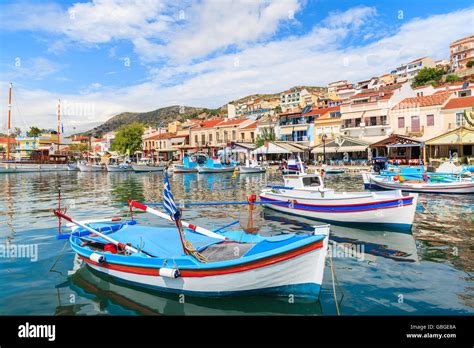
6;82;12;160
57;99;61;153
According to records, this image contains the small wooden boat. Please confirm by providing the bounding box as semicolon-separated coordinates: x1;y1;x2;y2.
260;172;418;229
324;168;345;174
173;153;207;173
54;200;329;300
67;163;79;171
197;158;237;173
240;159;266;174
0;162;69;173
132;157;166;172
78;162;104;172
362;172;474;194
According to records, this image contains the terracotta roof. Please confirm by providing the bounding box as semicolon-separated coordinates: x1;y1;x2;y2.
393;92;452;110
0;137;15;143
350;90;394;100
408;56;428;63
93;138;106;142
443;96;474;110
216;118;249;127
242;121;257;129
196;119;223;129
147;132;174;140
303;105;340;117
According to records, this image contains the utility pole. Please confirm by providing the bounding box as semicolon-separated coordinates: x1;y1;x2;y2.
6;83;12;160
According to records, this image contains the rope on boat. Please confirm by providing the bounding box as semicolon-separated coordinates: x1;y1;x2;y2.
328;243;341;316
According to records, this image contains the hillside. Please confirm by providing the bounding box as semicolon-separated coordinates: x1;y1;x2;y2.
83;105;215;136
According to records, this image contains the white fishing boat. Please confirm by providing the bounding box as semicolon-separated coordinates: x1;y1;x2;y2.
106;157;133;172
362;172;474;194
197;158;237;173
240;159;266;174
78;163;104;172
132;157;166;172
260;159;418;229
0;162;69;173
67;163;79;171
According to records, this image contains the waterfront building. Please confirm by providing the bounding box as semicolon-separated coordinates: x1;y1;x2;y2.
189;118;224;155
450;35;474;71
71;135;90;145
340;83;416;143
278;109;315;145
214;118;254;148
391;92;456;141
311;106;342;145
440;95;474;131
425;126;474;161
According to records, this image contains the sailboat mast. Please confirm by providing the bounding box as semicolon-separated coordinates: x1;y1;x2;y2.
57;99;61;153
6;83;12;160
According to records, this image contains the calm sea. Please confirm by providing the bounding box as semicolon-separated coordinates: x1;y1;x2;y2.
0;171;472;315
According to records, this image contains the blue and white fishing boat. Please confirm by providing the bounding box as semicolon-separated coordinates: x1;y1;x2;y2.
196;158;237;173
362;172;474;194
173;153;207;173
260;159;418;230
54;173;329;299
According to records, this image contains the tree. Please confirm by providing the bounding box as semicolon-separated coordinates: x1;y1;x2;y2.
466;60;474;68
412;67;445;87
0;145;4;152
274;105;282;114
27;126;45;137
110;123;144;155
445;74;462;83
255;127;276;147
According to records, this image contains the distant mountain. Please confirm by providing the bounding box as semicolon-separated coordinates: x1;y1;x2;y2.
82;105;216;136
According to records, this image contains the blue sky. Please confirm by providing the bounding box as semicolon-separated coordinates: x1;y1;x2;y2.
0;0;473;132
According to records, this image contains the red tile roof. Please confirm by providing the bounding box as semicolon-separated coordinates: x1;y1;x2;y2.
216;118;249;127
0;137;15;143
443;96;474;110
303;105;340;117
195;119;223;129
147;132;174;140
393;92;452;110
93;138;106;142
242;121;257;129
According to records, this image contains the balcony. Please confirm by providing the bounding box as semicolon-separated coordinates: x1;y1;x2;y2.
405;126;424;137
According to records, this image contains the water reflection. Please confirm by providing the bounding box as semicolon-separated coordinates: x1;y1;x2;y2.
62;265;322;316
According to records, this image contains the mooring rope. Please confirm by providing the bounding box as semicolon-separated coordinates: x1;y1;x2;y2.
328;244;341;316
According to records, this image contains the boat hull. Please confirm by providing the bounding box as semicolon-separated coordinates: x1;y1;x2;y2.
0;163;69;173
173;165;198;173
363;173;474;194
260;189;418;229
197;166;236;173
240;166;266;174
81;241;327;299
106;165;133;172
78;164;104;172
132;165;166;172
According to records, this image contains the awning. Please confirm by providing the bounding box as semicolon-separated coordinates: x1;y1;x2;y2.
340;111;365;120
279;127;294;135
251;143;292;154
171;137;186;144
363;109;387;118
386;143;422;148
312;145;368;153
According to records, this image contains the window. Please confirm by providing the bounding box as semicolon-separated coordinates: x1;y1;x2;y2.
398;117;405;128
201;134;206;144
426;114;434;126
232;130;236;140
250;132;255;141
209;133;213;142
194;135;198;144
241;133;245;141
302;176;321;187
456;112;464;126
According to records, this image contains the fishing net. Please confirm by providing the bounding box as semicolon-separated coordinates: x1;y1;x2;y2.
239;204;264;234
200;242;256;262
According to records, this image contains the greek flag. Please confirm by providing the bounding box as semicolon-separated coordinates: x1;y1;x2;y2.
163;172;181;220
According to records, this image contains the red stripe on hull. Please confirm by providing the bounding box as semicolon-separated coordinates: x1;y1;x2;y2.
79;239;324;278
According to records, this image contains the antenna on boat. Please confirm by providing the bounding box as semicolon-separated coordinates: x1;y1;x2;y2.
297;155;306;175
6;82;12;161
57;99;61;153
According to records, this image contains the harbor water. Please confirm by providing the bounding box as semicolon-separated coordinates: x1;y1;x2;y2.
0;171;473;315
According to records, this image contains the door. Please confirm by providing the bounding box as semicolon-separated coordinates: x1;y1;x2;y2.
411;116;420;132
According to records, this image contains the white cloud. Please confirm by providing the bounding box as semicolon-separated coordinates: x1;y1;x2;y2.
2;57;62;81
0;3;473;133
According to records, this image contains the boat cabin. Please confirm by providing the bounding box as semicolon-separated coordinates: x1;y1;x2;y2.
283;173;325;190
